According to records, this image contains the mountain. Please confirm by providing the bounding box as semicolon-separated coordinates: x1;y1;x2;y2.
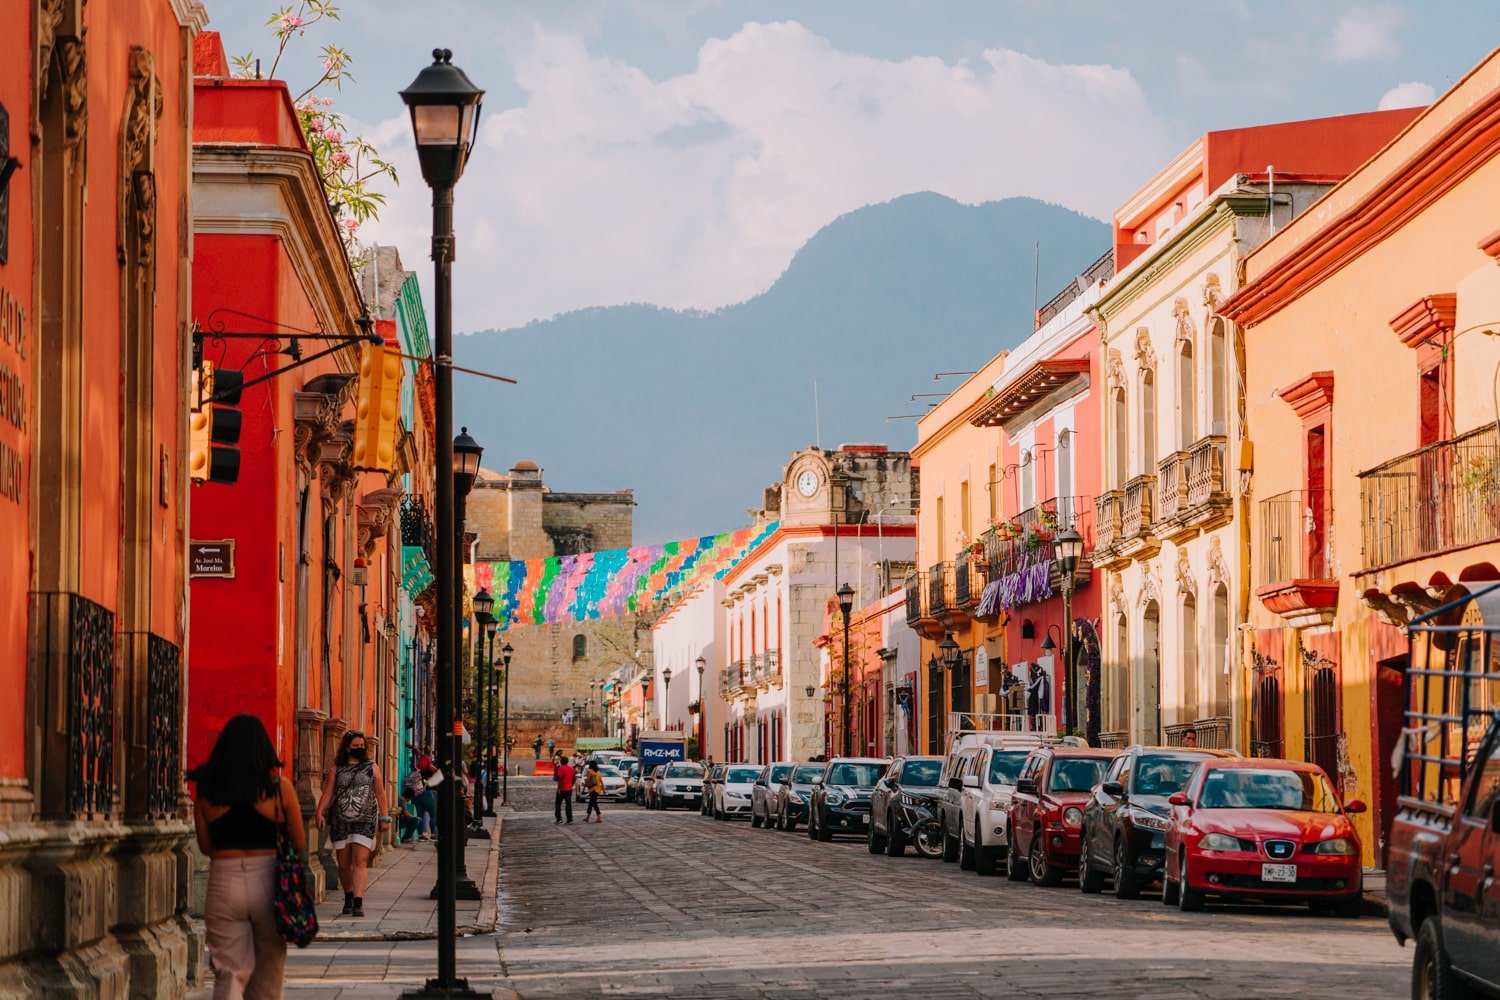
453;193;1109;545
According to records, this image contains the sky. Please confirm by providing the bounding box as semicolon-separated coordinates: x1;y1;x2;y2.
207;1;1499;336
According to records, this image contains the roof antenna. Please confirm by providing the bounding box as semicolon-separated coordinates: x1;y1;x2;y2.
1032;242;1041;327
813;379;822;449
1267;165;1276;235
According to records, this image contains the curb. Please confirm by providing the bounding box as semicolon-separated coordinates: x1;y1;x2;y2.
313;815;505;943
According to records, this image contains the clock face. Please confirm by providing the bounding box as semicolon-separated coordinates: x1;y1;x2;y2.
796;470;819;498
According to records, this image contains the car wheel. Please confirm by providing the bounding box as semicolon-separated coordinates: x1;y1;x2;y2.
751;808;763;829
1005;831;1028;882
1078;837;1105;894
959;823;976;871
1113;837;1142;900
974;830;997;877
885;810;906;857
867;819;887;854
1161;865;1180;906
1029;830;1063;887
1177;853;1205;912
941;819;959;863
1413;917;1467;1000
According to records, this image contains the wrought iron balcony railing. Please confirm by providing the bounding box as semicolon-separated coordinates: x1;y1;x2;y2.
927;561;955;616
904;571;928;625
1257;489;1333;586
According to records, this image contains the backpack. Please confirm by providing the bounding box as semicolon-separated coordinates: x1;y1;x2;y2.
403;769;425;799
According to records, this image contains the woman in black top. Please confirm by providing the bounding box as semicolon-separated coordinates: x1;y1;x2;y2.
190;714;306;999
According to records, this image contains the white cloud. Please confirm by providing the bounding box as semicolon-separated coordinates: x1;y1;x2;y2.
360;20;1174;332
1377;80;1435;110
1327;6;1403;63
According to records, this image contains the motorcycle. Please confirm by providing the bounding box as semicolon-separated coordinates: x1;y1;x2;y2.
897;792;945;859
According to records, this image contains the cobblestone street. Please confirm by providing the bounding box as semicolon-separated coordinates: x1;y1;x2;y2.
495;780;1409;998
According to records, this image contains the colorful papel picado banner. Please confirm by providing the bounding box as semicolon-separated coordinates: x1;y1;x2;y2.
473;521;779;629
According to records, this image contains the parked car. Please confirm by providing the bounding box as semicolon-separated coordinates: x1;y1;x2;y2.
625;762;643;803
938;733;1056;869
808;757;888;841
751;762;796;828
656;761;705;810
956;745;1035;875
1387;629;1500;996
869;755;944;856
643;765;665;808
1079;745;1237;897
597;764;628;800
1161;758;1364;915
775;762;826;831
713;765;761;819
701;763;726;816
1007;746;1117;885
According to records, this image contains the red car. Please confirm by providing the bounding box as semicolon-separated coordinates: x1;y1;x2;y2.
1006;746;1117;886
1162;758;1365;915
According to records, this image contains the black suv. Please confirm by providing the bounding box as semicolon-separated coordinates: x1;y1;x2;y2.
1079;744;1236;898
808;757;887;842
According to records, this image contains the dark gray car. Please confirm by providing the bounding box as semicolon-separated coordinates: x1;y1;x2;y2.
868;755;944;855
774;762;826;831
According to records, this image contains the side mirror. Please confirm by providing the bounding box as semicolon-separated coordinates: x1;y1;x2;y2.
1100;780;1125;798
1015;778;1037;795
948;775;964;790
962;774;980;789
1168;792;1190;807
1343;798;1367;814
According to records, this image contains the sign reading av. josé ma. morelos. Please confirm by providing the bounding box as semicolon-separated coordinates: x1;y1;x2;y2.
189;539;235;578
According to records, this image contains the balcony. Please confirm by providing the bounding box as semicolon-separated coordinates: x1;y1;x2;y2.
1112;474;1159;562
954;553;984;610
766;649;781;677
928;561;955;615
1095;491;1124;552
1255;489;1337;628
1158;451;1189;524
904;571;927;626
975;497;1094;617
1158;436;1232;542
1358;423;1500;572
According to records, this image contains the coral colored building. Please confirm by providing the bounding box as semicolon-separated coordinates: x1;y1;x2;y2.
1221;55;1500;863
187;33;405;898
0;0;207;994
1090;110;1421;757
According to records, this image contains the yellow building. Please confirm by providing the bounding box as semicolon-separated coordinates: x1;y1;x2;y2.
1223;51;1500;864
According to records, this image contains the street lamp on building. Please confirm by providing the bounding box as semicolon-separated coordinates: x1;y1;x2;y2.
400;44;484;1000
499;642;513;806
837;582;854;757
938;632;961;732
695;655;706;761
1052;527;1084;736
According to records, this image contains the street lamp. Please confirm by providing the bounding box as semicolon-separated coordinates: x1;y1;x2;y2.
500;642;512;805
939;633;961;732
480;612;497;818
837;582;854;757
662;665;673;730
401;45;484;999
1053;527;1084;736
695;655;706;761
470;587;493;825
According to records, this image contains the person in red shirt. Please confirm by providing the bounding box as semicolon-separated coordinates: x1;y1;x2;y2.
553;755;575;824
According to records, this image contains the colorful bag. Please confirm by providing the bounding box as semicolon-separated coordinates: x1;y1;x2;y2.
272;786;319;948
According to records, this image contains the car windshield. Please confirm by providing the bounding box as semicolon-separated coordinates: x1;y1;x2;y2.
768;765;793;784
666;764;702;778
826;762;884;786
988;751;1029;785
599;766;621;777
791;765;826;784
1197;768;1343;812
651;767;665;777
727;767;760;783
900;760;942;786
1048;757;1109;792
1130;756;1202;796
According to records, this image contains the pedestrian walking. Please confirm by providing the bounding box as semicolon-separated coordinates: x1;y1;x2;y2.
584;760;605;823
553;754;575;824
189;713;305;999
315;731;389;918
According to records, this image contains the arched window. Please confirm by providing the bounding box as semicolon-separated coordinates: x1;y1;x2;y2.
1181;594;1198;723
572;634;587;661
1141;371;1157;473
1111;613;1129;734
1178;341;1195;448
1209;319;1228;435
1212;584;1230;718
1112;388;1128;488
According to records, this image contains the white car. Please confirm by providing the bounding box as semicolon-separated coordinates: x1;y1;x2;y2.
713;765;762;820
656;762;705;810
957;745;1033;876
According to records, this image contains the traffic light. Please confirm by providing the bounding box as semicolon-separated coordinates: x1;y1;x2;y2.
350;340;404;473
188;361;243;485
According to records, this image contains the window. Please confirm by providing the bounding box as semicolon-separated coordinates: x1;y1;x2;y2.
1179;341;1195;447
1209;319;1228;435
987;464;997;522
1056;428;1073;504
1112;388;1129;487
960;480;971;542
1419;362;1453;446
1141;370;1157;472
1019;453;1034;512
1212;585;1230;718
936;496;945;561
572;634;587;660
1182;594;1198;722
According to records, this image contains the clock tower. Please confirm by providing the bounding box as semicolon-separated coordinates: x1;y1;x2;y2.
781;448;849;527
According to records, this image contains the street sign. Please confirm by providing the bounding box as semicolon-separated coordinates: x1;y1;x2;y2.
189;539;235;578
638;739;685;766
975;646;989;688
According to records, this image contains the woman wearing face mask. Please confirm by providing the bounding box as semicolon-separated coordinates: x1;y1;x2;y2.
316;731;389;917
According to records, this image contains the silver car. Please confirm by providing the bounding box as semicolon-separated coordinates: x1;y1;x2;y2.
752;762;796;829
656;761;705;810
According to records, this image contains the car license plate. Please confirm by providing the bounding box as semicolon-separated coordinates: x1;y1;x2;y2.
1261;863;1297;883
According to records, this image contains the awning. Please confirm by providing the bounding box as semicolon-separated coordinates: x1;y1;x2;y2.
576;736;624;751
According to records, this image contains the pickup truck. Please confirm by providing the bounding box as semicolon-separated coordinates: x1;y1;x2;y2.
1386;589;1500;998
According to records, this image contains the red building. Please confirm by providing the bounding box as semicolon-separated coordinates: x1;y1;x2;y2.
187;32;406;896
0;0;208;994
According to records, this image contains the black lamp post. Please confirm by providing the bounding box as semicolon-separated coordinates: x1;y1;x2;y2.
400;46;485;1000
482;611;498;815
662;666;673;730
1053;527;1085;735
939;632;961;732
449;429;486;865
500;642;512;805
837;583;854;757
695;655;706;760
468;588;493;838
